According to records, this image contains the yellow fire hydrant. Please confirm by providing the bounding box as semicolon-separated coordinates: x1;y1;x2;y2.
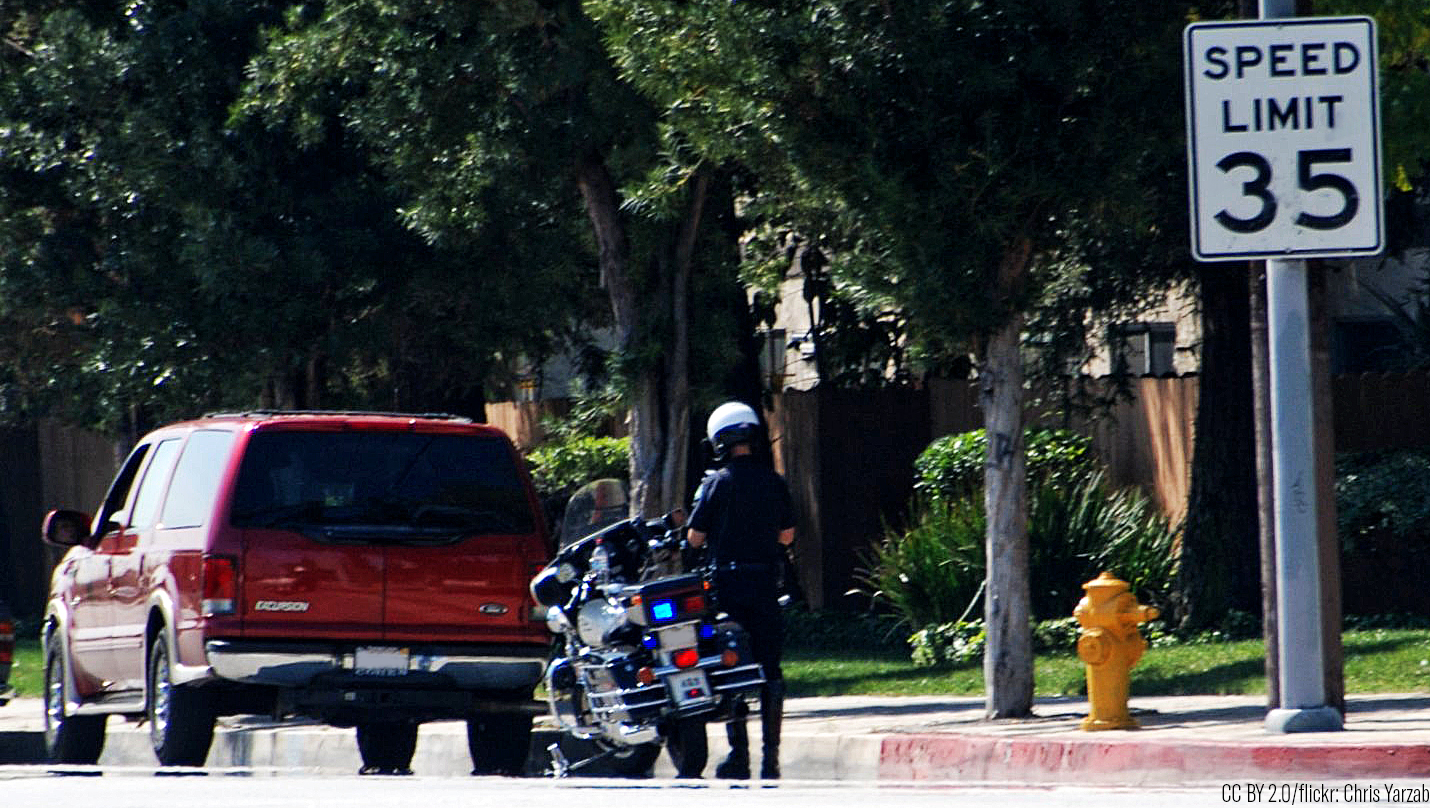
1073;571;1160;731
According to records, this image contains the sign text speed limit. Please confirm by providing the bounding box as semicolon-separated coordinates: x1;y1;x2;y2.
1184;17;1382;260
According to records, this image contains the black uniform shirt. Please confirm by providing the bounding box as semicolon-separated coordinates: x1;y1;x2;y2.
688;455;795;564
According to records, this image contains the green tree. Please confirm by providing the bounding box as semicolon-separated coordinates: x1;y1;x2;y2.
239;0;751;516
588;0;1195;716
0;0;586;431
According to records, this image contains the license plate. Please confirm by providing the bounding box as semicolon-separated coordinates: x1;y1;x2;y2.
664;669;712;708
354;646;409;676
657;623;698;650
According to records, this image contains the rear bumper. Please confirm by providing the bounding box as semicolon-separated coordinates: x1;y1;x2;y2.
205;639;547;691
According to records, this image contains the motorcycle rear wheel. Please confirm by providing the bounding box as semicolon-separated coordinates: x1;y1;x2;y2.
664;717;708;778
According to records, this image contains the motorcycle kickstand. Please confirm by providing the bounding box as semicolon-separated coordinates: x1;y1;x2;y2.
546;743;572;778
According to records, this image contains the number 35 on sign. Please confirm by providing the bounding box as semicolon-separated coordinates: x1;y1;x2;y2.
1183;17;1383;261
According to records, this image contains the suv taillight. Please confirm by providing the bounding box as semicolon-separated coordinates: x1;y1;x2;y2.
202;555;237;616
0;619;13;663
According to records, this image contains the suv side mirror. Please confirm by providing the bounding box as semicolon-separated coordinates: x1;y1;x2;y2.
43;510;92;548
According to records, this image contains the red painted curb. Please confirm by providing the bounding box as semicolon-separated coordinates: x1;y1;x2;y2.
879;733;1430;784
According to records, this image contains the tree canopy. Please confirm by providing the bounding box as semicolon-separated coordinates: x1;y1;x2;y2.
0;0;595;432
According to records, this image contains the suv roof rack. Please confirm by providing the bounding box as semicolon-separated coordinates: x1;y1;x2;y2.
201;409;474;423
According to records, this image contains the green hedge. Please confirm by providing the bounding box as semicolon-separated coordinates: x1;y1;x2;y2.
525;435;630;499
1336;448;1430;552
913;428;1098;505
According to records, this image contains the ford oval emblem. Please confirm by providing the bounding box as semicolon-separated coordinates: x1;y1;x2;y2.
479;603;509;615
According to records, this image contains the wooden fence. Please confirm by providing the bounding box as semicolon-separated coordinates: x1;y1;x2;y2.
1;421;121;617
767;372;1430;608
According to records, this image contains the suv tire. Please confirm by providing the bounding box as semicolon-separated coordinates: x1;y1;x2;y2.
356;720;419;774
43;643;106;764
466;712;533;775
148;633;216;766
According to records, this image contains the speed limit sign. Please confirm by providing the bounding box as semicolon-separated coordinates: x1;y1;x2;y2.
1184;17;1383;260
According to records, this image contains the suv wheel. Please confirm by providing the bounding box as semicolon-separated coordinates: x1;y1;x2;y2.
466;712;533;775
43;642;107;764
147;633;215;766
356;721;419;774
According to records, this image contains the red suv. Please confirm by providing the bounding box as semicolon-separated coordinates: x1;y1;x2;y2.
42;411;551;773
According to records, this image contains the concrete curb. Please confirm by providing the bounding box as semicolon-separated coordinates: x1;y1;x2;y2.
877;733;1430;785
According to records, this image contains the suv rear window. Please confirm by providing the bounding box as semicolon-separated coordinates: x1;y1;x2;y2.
230;431;534;535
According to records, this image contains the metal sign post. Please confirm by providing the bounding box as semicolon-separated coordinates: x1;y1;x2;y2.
1185;6;1382;733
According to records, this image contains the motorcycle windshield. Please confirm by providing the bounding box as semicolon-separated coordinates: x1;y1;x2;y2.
559;478;629;547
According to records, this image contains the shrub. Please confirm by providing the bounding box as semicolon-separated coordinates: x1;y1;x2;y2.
909;616;1087;668
914;428;1098;505
851;495;986;630
526;435;630;499
856;468;1178;634
1335;449;1430;552
909;621;985;667
1028;471;1179;618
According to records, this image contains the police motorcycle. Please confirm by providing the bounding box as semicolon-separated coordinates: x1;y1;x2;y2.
529;479;766;776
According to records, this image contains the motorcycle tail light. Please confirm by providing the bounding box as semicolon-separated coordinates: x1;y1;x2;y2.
681;595;706;613
672;648;699;669
636;666;656;686
721;649;740;667
202;554;237;616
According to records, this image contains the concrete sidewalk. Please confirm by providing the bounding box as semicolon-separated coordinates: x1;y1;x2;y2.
4;693;1430;783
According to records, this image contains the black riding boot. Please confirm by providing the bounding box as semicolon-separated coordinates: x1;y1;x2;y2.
715;699;751;779
759;681;785;780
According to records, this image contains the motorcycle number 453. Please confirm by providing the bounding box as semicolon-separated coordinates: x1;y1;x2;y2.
1215;148;1358;234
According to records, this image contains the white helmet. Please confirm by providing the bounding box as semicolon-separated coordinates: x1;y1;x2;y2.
706;401;760;454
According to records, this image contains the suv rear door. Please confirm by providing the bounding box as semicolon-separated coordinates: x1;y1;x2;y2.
230;426;385;639
379;429;543;642
229;423;545;643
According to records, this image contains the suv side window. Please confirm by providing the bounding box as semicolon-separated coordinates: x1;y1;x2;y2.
129;438;183;532
160;429;236;529
96;444;151;535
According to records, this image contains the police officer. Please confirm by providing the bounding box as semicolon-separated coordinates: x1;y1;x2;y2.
686;401;795;780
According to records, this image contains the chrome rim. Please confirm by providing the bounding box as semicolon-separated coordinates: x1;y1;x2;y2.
44;654;63;744
151;648;171;744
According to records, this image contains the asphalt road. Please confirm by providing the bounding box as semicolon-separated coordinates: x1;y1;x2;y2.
0;769;1249;808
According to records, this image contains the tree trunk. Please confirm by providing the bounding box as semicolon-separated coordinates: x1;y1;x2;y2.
659;170;709;513
1250;263;1280;707
576;151;650;509
1176;263;1260;629
1308;261;1344;715
982;241;1034;719
576;150;709;516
